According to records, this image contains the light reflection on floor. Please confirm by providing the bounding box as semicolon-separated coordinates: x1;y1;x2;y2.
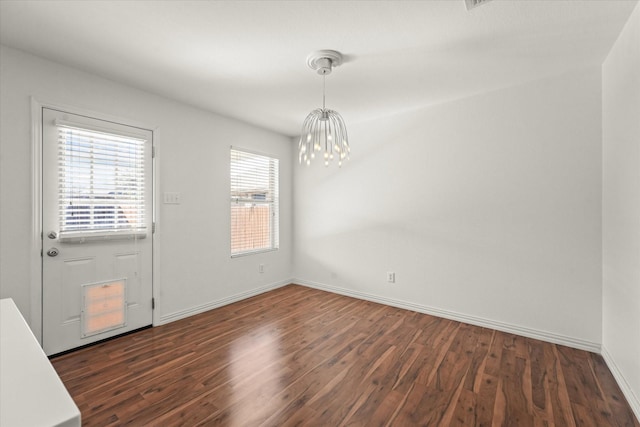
226;324;288;425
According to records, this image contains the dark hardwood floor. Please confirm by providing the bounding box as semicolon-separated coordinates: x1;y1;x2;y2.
51;285;639;426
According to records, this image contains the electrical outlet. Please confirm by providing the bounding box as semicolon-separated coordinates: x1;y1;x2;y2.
259;264;265;273
387;272;395;283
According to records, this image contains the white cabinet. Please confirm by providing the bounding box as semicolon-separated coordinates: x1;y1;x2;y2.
0;298;81;427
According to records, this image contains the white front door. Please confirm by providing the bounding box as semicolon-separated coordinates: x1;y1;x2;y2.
41;108;153;356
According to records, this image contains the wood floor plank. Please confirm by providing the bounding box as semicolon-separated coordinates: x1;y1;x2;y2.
499;347;534;427
464;327;494;393
50;284;639;426
588;353;640;427
450;388;478;426
548;344;578;427
475;373;499;427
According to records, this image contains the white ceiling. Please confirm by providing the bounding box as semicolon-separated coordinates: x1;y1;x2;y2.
0;0;637;137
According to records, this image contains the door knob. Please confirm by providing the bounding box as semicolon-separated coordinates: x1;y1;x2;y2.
47;248;59;257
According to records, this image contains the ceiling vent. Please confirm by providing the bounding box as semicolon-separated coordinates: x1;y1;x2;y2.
465;0;493;11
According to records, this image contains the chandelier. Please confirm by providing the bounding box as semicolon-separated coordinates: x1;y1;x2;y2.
299;50;350;167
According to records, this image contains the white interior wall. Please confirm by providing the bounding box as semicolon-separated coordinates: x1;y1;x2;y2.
602;1;640;418
0;45;293;333
293;68;603;350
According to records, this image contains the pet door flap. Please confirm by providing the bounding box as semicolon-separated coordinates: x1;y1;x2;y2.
81;279;127;338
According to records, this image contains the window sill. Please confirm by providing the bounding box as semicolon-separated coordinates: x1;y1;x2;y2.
59;230;147;243
230;248;279;258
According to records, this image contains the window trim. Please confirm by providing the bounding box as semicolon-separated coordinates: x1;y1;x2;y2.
230;146;280;258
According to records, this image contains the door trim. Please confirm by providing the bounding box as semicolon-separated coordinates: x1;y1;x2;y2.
30;97;160;345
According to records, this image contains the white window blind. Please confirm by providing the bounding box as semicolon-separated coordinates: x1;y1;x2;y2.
57;124;147;237
230;148;279;256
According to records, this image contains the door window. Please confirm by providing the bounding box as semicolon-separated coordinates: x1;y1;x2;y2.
57;124;147;239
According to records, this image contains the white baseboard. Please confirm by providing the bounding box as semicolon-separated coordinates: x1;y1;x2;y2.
294;279;601;353
157;279;291;325
602;346;640;422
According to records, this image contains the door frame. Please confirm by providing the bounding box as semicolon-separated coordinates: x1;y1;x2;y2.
30;97;161;345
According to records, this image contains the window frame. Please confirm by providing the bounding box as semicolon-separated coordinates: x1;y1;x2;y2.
230;147;280;257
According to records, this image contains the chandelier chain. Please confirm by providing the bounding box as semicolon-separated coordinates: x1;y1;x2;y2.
323;74;326;110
